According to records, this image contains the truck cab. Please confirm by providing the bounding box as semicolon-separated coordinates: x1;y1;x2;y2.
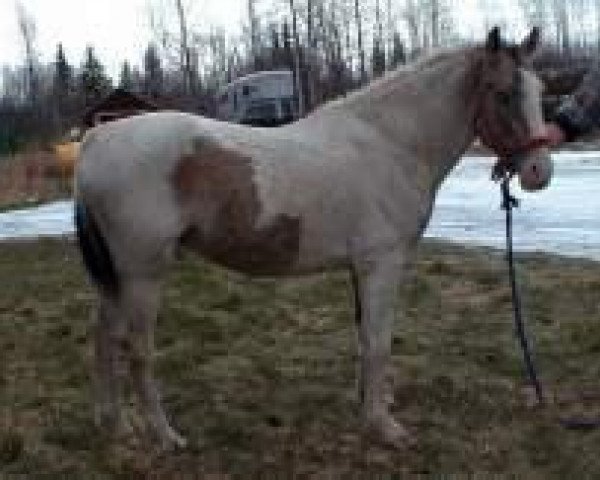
216;70;300;127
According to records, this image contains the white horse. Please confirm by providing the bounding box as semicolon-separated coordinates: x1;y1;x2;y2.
75;27;552;449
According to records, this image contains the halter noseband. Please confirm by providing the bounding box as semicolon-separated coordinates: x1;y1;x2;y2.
489;135;552;180
475;102;552;179
483;134;552;161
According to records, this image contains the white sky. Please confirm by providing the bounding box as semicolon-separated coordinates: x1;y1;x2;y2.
0;0;246;79
0;0;525;80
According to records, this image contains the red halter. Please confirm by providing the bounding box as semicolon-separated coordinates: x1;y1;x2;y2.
476;109;552;157
502;135;552;157
488;134;552;181
475;98;552;177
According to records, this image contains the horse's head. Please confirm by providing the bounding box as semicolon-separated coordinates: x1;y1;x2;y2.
476;26;552;191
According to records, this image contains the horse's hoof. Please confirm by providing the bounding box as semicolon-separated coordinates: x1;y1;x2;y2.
366;415;415;448
94;407;137;444
158;427;188;451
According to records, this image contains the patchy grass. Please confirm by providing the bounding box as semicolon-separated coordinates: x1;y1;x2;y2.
2;238;600;476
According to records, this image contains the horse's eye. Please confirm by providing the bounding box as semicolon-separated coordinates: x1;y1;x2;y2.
496;91;511;106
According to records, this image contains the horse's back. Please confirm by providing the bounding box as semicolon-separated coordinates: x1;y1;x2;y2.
76;110;356;218
78;112;236;185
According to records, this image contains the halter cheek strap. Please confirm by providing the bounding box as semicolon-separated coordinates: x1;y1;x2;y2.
511;135;552;156
475;106;552;179
476;110;552;158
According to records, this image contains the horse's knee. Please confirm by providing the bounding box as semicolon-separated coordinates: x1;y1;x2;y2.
124;322;152;367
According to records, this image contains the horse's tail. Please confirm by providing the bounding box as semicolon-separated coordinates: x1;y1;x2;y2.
74;201;120;297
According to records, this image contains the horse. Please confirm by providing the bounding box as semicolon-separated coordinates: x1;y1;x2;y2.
74;27;552;449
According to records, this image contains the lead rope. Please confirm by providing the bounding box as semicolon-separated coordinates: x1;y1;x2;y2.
500;175;545;406
500;175;600;430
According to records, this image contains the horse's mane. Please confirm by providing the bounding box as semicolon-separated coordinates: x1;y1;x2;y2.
319;44;482;112
410;46;478;71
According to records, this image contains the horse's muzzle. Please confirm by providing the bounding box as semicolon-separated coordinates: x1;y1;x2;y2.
517;150;553;191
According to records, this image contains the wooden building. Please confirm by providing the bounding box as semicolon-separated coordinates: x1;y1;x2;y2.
82;88;159;129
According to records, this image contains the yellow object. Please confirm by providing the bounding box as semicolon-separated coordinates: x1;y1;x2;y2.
53;141;80;178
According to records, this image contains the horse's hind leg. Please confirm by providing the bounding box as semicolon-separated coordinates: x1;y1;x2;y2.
121;276;187;449
94;293;125;432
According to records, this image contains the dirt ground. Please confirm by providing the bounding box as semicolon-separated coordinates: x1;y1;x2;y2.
1;238;600;477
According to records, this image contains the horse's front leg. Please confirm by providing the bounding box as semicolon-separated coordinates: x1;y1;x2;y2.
352;248;412;446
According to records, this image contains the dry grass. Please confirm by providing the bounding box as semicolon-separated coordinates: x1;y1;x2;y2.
2;238;600;477
0;152;72;212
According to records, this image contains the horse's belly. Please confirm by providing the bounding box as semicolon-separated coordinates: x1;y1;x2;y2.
180;213;303;276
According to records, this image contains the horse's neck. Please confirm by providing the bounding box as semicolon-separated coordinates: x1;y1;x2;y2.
335;50;481;191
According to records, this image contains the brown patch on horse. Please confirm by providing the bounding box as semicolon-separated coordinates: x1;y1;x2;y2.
172;141;301;275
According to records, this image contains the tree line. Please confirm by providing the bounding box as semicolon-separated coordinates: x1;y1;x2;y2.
2;0;600;154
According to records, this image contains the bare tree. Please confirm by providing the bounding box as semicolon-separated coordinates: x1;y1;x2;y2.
354;0;366;84
386;0;393;61
596;0;600;51
289;0;305;116
404;0;422;56
430;0;440;47
552;0;570;53
143;43;164;98
372;0;386;77
15;2;38;104
519;0;547;31
569;0;590;49
248;0;259;69
175;0;195;94
305;0;317;109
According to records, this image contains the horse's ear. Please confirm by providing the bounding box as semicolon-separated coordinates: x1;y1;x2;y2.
486;26;502;52
520;27;540;57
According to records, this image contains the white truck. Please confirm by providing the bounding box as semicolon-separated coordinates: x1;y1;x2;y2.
216;70;300;126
